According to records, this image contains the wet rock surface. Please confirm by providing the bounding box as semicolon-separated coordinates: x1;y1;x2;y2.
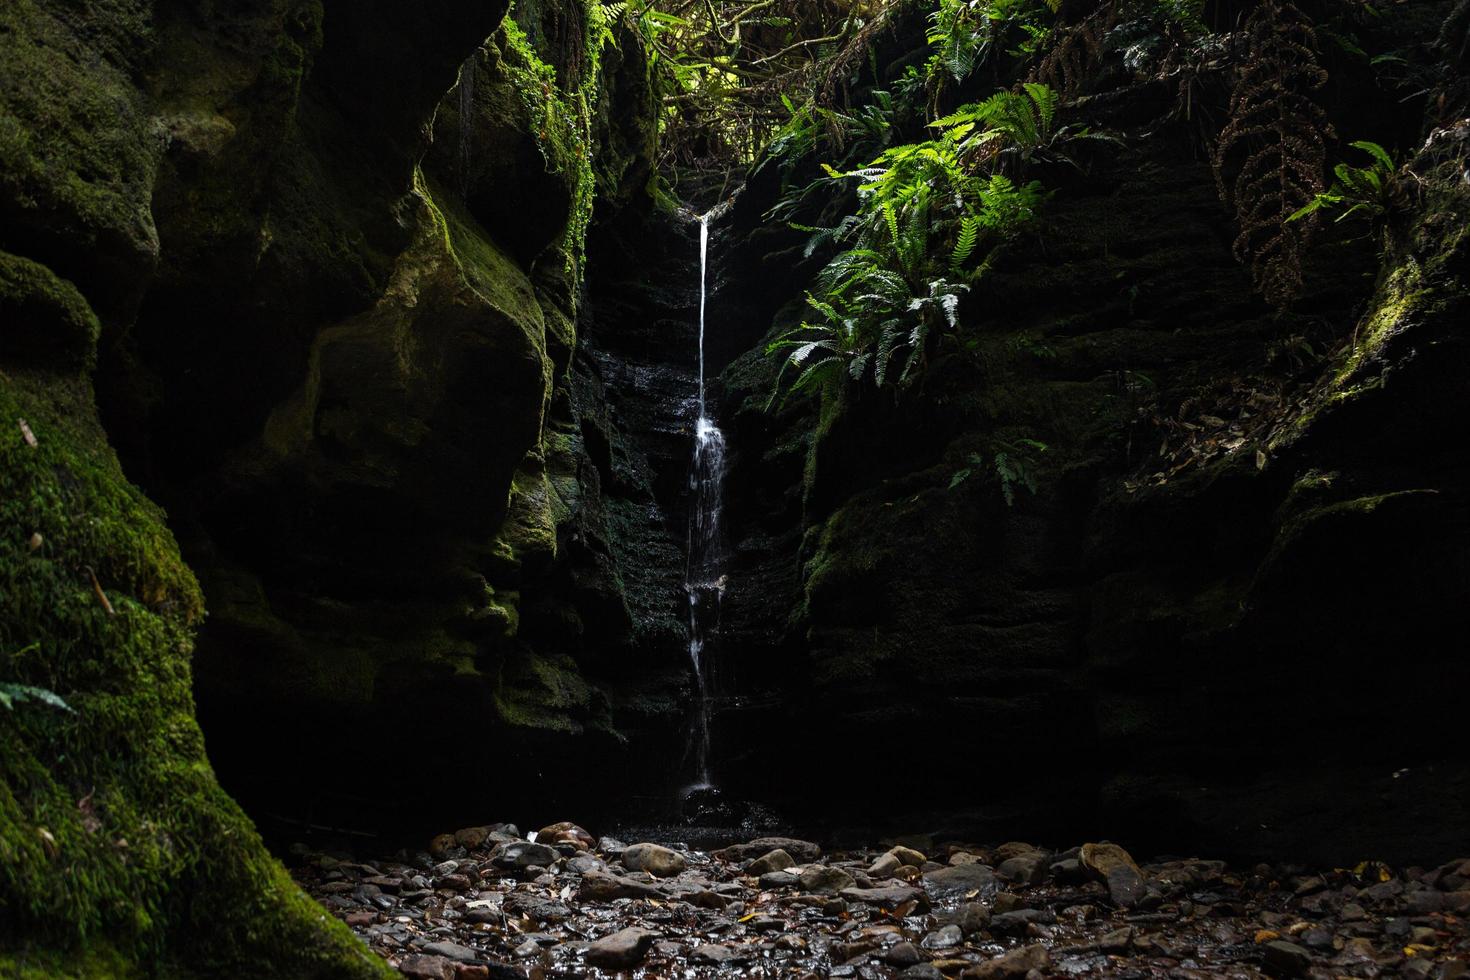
295;827;1470;978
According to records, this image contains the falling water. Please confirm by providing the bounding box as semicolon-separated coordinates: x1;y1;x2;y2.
684;211;727;789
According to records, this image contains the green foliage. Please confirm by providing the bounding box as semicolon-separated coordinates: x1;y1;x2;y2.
946;439;1048;505
499;2;628;281
765;87;1060;407
0;645;71;714
1288;140;1399;225
629;0;901;167
926;0;1058;87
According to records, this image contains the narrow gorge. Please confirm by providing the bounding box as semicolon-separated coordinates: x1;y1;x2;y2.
3;0;1470;977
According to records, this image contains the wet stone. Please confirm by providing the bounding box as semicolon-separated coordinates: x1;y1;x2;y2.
621;842;687;878
584;928;657;968
1080;842;1146;909
920;925;962;950
800;865;856;895
841;884;926;909
489;841;556;870
1261;939;1314;976
294;828;1470;979
923;863;997;901
690;944;736;965
745;848;795;875
421;941;479;962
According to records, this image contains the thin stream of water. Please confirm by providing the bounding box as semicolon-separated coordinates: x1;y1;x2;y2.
684;210;727;790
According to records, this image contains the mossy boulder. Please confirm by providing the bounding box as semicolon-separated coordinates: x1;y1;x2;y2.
0;358;386;976
0;252;100;371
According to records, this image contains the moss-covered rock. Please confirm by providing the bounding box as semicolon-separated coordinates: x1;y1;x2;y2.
0;252;101;371
0;362;386;975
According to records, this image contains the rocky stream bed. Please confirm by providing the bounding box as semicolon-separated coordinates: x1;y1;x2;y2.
292;824;1470;979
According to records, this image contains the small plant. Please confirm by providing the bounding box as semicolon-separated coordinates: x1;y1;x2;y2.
0;681;73;713
1288;140;1400;225
927;0;1059;88
947;439;1048;505
1;645;72;712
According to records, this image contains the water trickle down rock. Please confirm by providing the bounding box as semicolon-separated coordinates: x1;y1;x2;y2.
684;210;727;790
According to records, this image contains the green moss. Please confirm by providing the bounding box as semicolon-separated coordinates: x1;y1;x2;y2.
489;460;560;583
0;369;388;978
0;251;100;370
499;0;621;282
0;1;161;287
492;650;611;734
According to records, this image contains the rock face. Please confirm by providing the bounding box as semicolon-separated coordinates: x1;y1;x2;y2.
0;0;684;839
0;0;666;972
0;180;387;980
703;3;1470;863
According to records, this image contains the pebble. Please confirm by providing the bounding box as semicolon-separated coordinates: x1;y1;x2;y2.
291;826;1470;979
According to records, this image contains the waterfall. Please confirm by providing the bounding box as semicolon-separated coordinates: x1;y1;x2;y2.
684;211;727;790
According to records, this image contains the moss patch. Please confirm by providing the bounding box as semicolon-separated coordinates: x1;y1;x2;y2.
0;251;100;370
0;366;387;978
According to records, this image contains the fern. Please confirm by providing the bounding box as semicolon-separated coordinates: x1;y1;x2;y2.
951;214;982;271
0;681;73;713
1022;81;1057;133
1288;140;1400;225
1212;0;1332;308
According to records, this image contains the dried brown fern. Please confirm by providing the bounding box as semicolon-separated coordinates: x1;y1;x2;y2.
1031;3;1121;99
1211;0;1332;308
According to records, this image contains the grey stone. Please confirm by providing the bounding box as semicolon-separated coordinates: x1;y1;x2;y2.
840;884;926;909
421;941;478;962
922;863;997;901
799;865;856;895
489;840;557;870
920;925;962;950
1261;940;1313;977
585;928;657;968
690;944;736;965
885;942;922;967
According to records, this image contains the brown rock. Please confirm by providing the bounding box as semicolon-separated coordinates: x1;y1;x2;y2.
961;944;1050;979
536;821;595;850
453;826;494;849
578;869;662;900
399;954;452;980
718;837;822;863
621;842;687;878
746;848;796;876
1080;842;1146;908
840;884;927;909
